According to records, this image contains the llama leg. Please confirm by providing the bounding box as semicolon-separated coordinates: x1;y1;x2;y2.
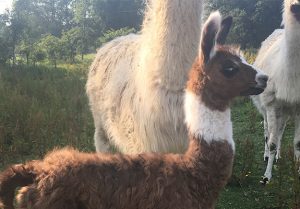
294;113;300;175
275;119;288;161
93;117;112;152
263;114;286;162
264;118;270;162
94;127;111;152
261;107;286;184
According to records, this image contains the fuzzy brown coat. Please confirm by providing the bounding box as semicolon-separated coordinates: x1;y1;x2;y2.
0;139;233;209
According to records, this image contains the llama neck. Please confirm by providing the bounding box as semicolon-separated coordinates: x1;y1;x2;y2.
283;7;300;60
274;7;300;103
184;91;235;151
138;0;202;91
184;91;234;194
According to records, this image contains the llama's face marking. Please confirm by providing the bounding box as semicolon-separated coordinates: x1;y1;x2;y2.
289;0;300;23
204;47;268;99
187;11;267;111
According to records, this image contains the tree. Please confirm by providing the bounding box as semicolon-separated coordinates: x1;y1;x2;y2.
60;28;81;63
73;0;95;59
92;0;145;30
0;37;10;64
98;27;135;46
38;34;61;68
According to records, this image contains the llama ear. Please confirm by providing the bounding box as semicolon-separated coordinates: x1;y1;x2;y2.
216;16;233;45
199;11;222;64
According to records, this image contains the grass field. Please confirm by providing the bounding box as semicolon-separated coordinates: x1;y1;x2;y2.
0;56;300;209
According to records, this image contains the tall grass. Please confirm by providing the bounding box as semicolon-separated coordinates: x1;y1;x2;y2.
0;56;95;167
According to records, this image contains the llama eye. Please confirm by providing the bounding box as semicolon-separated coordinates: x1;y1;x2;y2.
221;67;239;78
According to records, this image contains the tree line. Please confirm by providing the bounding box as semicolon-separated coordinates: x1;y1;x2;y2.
0;0;282;67
0;0;144;66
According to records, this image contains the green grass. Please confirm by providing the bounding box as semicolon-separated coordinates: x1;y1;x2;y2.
0;56;300;209
0;56;96;167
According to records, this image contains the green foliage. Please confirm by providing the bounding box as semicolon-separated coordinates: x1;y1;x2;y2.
205;0;282;48
38;34;61;67
98;27;136;46
60;28;82;62
31;44;46;65
0;0;144;65
243;48;257;64
0;37;10;64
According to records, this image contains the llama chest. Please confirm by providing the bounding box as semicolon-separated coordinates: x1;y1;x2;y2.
272;63;300;103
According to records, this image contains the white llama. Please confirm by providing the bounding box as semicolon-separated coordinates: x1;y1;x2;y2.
86;0;203;153
252;0;300;184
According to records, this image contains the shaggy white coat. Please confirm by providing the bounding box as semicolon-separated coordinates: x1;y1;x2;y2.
86;0;203;154
252;0;300;182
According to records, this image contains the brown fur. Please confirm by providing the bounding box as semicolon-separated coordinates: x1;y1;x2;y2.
0;140;233;209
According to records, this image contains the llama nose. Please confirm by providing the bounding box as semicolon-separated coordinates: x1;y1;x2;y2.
256;74;268;88
259;75;268;83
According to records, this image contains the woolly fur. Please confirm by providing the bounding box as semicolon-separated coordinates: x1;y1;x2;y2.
86;0;203;154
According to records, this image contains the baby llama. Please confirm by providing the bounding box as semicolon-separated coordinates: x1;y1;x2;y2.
0;12;268;209
86;0;203;154
252;0;300;184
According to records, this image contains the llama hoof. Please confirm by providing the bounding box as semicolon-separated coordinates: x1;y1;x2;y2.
260;176;269;185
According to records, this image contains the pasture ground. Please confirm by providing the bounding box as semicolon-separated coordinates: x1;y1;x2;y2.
0;56;299;209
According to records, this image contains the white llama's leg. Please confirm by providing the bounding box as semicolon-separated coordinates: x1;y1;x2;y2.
263;112;287;162
94;127;111;152
261;107;287;184
294;113;300;166
264;118;270;161
276;119;288;161
93;116;112;152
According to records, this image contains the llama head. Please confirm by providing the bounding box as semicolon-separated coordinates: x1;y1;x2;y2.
284;0;300;23
188;11;268;110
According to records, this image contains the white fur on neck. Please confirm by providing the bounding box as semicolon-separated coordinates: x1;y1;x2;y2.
272;5;300;103
184;91;235;151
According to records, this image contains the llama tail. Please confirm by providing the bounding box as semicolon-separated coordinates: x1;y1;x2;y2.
0;164;35;209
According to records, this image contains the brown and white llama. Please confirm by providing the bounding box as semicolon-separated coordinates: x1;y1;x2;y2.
86;0;203;154
252;0;300;184
0;12;268;209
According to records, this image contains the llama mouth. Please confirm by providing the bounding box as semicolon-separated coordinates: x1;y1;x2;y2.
240;87;265;96
291;4;300;22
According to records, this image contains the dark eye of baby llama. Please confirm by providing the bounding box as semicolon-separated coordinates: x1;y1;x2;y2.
221;67;239;78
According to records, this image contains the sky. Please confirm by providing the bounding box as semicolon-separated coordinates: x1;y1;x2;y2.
0;0;13;14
